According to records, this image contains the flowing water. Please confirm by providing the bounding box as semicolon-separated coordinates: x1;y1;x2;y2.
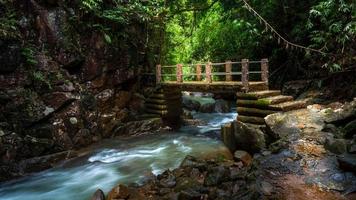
0;110;237;200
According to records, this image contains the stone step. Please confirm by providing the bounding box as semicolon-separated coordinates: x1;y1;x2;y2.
269;100;306;112
145;108;168;115
236;90;281;100
146;98;166;104
148;93;182;100
145;103;167;110
264;95;294;104
237;115;265;125
237;107;277;117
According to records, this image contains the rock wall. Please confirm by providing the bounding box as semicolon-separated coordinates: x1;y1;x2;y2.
0;0;156;181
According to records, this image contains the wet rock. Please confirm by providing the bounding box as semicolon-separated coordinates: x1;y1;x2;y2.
233;121;266;153
112;68;136;86
325;138;348;154
233;150;252;166
221;121;265;153
107;184;130;200
69;117;78;125
265;112;302;140
344;119;356;138
72;129;92;147
95;89;114;112
159;172;176;188
283;80;311;98
323;100;356;125
204;165;229;186
214;99;230;113
113;118;163;136
0;40;22;73
337;154;356;173
178;189;204;200
182;96;200;111
182;109;193;119
115;91;132;109
91;189;105;200
199;103;215;113
260;181;273;196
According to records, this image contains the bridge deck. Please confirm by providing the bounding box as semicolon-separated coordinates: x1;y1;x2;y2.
161;81;268;93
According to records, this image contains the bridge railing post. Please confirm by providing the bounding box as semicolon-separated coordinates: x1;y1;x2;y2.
206;62;212;83
196;64;202;81
156;64;161;84
225;60;232;82
241;59;249;92
261;58;269;87
177;64;183;83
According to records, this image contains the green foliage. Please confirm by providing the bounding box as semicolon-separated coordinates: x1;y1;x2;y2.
21;47;38;66
161;0;355;77
0;2;19;39
307;0;355;71
31;71;52;90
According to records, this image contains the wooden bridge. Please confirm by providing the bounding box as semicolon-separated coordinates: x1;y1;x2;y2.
156;59;269;93
145;58;306;125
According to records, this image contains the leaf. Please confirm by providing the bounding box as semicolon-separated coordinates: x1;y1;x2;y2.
104;33;112;44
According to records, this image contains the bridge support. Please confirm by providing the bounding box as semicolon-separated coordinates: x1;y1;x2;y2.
144;88;182;129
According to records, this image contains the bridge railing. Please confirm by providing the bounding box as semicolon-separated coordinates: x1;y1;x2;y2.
156;59;269;89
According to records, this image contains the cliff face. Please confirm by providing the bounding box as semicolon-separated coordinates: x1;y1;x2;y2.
0;0;156;181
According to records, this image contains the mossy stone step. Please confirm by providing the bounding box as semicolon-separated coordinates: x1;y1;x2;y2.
264;95;294;104
236;95;295;109
236;90;281;100
269;100;306;111
237;107;277;117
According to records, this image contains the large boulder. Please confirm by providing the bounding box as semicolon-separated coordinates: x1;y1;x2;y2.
221;121;265;153
214;99;230;113
199;102;215;113
113;118;163;136
264;112;302;140
344;119;356;138
182;96;201;111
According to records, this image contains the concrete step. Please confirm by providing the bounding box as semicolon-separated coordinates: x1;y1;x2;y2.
237;107;277;117
263;95;294;104
269;100;306;112
236;90;281;100
237;115;265;125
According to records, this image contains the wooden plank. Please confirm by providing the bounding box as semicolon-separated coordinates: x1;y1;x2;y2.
261;58;269;86
177;64;183;83
196;64;202;81
225;61;232;82
206;62;212;83
241;59;249;92
156;64;162;84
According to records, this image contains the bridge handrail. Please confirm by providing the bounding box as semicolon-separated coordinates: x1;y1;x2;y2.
156;58;269;91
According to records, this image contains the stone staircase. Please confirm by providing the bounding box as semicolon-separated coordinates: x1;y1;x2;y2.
236;90;306;125
144;88;182;117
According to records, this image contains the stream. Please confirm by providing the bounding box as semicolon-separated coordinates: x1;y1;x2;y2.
0;110;237;200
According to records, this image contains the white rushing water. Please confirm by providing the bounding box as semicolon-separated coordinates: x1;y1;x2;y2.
0;109;237;200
